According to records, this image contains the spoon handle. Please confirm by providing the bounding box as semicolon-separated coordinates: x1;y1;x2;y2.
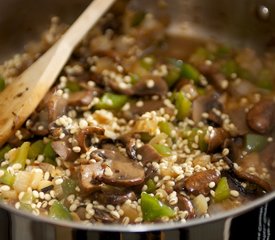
0;0;115;146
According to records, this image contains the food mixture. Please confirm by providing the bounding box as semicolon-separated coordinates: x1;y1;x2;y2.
0;5;275;225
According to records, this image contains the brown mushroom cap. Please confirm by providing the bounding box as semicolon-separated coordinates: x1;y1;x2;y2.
183;169;221;196
247;99;275;134
101;149;145;187
78;163;103;194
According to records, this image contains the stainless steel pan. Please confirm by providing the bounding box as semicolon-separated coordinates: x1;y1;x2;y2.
0;0;275;239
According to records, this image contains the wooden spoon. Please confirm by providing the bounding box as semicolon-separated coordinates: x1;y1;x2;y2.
0;0;115;146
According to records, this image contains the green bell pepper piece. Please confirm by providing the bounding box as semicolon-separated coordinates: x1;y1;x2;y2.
245;134;268;152
152;144;172;157
0;168;15;186
158;121;173;137
13;142;30;169
145;179;156;193
61;179;76;198
140;56;155;71
95;92;128;110
257;69;273;90
141;192;175;221
66;80;81;92
214;177;230;202
28;140;45;160
0;145;11;162
43;142;56;159
174;92;192;121
180;63;200;83
49;201;72;220
221;60;239;78
165;64;181;87
131;11;146;27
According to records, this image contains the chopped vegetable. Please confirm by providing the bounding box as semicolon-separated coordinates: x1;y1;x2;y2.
146;179;156;193
66;80;82;92
158;121;173;137
165;64;181;87
43;142;56;160
28;140;45;160
0;145;11;162
61;179;76;198
95;92;128;110
140;56;155;71
141;192;175;221
221;60;239;78
151;144;172;157
12;142;30;169
245;134;268;152
192;194;208;216
174;92;192;120
214;177;230;202
0;168;15;186
180;63;200;83
131;11;146;27
49;201;72;220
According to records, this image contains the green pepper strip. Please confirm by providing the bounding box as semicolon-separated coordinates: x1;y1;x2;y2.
152;144;172;157
158;121;173;137
145;179;156;193
13;142;30;169
141;192;175;221
49;201;72;220
0;145;11;162
175;92;192;121
0;168;15;186
95;92;128;110
245;134;268;152
28;140;45;160
214;177;230;202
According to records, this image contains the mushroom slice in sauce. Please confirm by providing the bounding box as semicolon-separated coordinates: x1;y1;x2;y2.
177;194;196;219
192;92;222;123
136;144;162;165
183;169;221;196
51;140;78;162
107;75;168;96
101;149;145;187
206;127;229;153
78;163;103;193
246;99;275;134
75;126;105;152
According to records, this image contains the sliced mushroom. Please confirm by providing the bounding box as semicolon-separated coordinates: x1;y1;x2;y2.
183;169;221;196
101;149;145;187
226;107;249;136
207;128;229;153
75;126;105;152
131;75;168;96
122;99;167;120
78;163;103;193
192;92;222;123
67;90;95;107
93;188;136;205
51;140;78;162
177;194;196;219
247;99;275;134
136;144;162;165
107;75;168;96
47;94;67;123
116;134;137;160
223;156;272;193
